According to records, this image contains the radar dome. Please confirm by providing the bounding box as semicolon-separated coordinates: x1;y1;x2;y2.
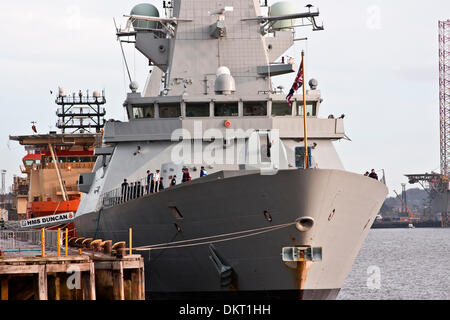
216;66;231;76
130;3;160;30
129;81;139;93
269;1;297;31
215;74;236;95
58;87;67;97
309;79;318;90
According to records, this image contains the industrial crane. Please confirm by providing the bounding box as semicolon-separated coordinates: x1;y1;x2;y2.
393;190;417;223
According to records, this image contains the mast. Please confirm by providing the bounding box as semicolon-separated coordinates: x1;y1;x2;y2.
55;88;106;134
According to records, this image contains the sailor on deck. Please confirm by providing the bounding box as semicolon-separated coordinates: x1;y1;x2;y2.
171;175;177;187
121;179;128;202
369;169;378;180
146;170;153;194
159;177;165;192
154;170;161;192
182;168;191;183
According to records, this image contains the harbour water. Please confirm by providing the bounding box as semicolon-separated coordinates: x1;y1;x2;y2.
338;228;450;300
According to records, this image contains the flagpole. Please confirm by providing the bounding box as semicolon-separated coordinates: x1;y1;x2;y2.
301;51;309;169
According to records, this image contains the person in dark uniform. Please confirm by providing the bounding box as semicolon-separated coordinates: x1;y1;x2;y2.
182;168;191;183
146;170;153;194
159;177;165;192
121;179;128;203
369;169;378;180
128;182;134;200
200;166;207;177
137;181;143;197
133;182;138;198
171;175;177;187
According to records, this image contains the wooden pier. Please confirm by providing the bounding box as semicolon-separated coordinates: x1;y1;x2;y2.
0;232;145;300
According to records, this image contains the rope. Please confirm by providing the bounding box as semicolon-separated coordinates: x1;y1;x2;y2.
134;222;295;252
51;201;62;216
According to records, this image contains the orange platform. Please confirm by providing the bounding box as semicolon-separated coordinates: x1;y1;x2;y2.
28;199;80;217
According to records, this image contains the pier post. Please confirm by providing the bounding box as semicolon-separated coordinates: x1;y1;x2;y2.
65;228;68;256
112;261;125;300
1;277;8;300
57;228;61;257
38;265;48;300
55;276;61;300
140;265;145;299
89;261;96;300
41;228;45;258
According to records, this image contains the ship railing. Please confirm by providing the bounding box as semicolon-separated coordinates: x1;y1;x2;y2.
101;175;169;209
56;96;106;104
45;162;94;170
0;230;62;252
56;107;106;115
14;190;28;196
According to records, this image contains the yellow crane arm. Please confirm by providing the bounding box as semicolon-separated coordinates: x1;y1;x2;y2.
394;190;415;219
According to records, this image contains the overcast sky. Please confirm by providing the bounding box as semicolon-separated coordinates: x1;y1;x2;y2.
0;0;449;196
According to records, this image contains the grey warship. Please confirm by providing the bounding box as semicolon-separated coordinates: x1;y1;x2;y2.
75;0;388;300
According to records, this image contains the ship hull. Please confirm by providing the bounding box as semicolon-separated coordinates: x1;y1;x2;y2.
74;169;387;300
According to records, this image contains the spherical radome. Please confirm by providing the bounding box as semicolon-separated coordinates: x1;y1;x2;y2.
130;3;160;30
215;74;236;95
129;81;139;92
216;66;231;76
269;1;297;30
309;78;319;90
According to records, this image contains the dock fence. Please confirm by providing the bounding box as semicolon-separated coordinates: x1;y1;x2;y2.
0;230;62;252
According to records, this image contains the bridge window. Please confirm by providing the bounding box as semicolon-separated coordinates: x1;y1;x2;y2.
132;104;155;119
159;103;181;118
272;102;292;116
214;102;238;117
298;102;317;117
186;103;210;117
243;101;267;116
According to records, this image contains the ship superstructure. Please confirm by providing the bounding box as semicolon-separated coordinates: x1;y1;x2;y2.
9;90;105;228
75;0;388;299
10;134;100;219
